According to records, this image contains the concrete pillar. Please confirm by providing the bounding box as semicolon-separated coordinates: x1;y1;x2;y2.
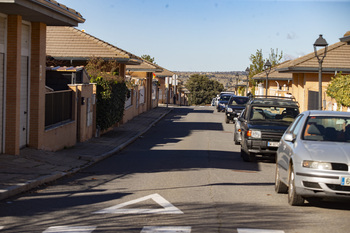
29;22;46;149
5;15;22;155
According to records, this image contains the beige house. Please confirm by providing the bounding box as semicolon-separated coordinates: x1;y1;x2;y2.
46;26;166;127
252;60;293;97
125;61;163;123
0;0;84;155
278;31;350;112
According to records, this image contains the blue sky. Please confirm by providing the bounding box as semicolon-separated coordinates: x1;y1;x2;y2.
58;0;350;72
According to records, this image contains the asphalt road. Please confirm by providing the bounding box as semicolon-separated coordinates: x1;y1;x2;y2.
0;106;349;233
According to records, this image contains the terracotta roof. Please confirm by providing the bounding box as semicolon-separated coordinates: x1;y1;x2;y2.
155;68;175;78
126;59;163;73
278;39;350;74
253;60;293;80
0;0;85;26
47;26;142;65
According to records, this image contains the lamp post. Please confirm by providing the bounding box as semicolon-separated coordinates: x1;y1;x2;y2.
245;67;250;96
313;34;328;110
235;73;239;95
264;59;272;96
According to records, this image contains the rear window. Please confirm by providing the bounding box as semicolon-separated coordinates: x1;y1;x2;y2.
249;106;299;122
303;116;350;142
229;97;249;105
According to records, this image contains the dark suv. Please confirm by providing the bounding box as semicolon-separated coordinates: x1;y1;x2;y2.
238;96;299;162
225;96;249;123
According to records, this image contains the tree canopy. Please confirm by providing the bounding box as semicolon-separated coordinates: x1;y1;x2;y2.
326;73;350;108
141;54;156;64
185;74;224;105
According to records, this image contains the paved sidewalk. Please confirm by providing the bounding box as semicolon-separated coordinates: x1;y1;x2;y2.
0;106;173;201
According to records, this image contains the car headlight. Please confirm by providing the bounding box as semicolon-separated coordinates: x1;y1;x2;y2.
247;130;261;138
227;108;233;112
303;161;332;170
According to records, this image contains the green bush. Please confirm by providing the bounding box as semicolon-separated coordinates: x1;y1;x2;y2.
92;76;128;131
327;73;350;108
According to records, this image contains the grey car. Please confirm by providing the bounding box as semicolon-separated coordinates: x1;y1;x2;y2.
275;110;350;206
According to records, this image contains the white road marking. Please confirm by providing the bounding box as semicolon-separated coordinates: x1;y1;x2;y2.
42;226;96;233
237;228;285;233
0;226;4;230
141;226;191;233
93;193;183;214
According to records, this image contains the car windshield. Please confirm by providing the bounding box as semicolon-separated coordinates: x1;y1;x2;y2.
303;116;350;142
229;97;249;106
249;106;299;122
220;95;231;101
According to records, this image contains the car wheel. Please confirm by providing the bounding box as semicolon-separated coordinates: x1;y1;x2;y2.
241;148;255;162
288;166;305;206
275;164;288;193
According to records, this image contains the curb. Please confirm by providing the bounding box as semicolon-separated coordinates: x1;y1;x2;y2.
0;108;173;201
0;171;65;201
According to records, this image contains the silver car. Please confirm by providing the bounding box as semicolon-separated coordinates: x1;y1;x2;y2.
275;110;350;206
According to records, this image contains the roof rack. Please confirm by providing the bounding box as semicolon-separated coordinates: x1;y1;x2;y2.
249;95;299;107
253;95;296;101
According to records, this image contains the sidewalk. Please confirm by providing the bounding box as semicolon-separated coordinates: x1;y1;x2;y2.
0;106;173;201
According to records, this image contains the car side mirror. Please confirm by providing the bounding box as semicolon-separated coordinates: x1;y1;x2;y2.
284;133;294;142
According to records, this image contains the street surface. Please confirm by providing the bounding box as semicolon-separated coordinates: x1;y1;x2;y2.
0;106;350;233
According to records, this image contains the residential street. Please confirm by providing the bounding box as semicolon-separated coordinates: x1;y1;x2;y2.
0;106;349;233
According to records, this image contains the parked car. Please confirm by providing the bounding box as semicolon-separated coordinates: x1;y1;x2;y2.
216;94;234;112
275;110;350;206
225;96;249;123
238;96;300;162
233;109;245;145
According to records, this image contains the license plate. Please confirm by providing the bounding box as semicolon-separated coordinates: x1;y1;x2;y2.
268;141;279;147
341;177;350;186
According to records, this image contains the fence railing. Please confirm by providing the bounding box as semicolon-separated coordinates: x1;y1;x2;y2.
45;90;73;128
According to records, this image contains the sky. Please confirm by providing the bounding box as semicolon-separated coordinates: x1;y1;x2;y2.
58;0;350;72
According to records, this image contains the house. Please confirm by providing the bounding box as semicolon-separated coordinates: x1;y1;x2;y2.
46;66;96;144
124;61;163;123
46;26;168;126
0;0;84;155
278;31;350;112
252;60;293;97
147;67;175;105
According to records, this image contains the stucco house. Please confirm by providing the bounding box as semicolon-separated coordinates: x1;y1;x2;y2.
252;60;293;97
46;26;163;126
0;0;84;155
278;31;350;112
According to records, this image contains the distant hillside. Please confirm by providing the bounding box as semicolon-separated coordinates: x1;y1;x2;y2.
174;71;248;91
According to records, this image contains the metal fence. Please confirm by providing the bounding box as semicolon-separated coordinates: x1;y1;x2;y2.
45;90;73;128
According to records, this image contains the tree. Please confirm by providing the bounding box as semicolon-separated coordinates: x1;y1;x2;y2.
185;74;224;105
141;54;156;64
326;73;350;108
85;57;128;131
269;48;283;67
248;48;283;94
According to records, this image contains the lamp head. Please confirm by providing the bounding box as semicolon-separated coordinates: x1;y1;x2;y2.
314;34;328;47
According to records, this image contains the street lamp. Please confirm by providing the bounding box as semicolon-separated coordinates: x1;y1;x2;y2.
235;73;239;95
264;59;272;96
313;34;328;110
245;67;250;96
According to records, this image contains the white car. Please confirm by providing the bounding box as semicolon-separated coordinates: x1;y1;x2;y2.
275;110;350;206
